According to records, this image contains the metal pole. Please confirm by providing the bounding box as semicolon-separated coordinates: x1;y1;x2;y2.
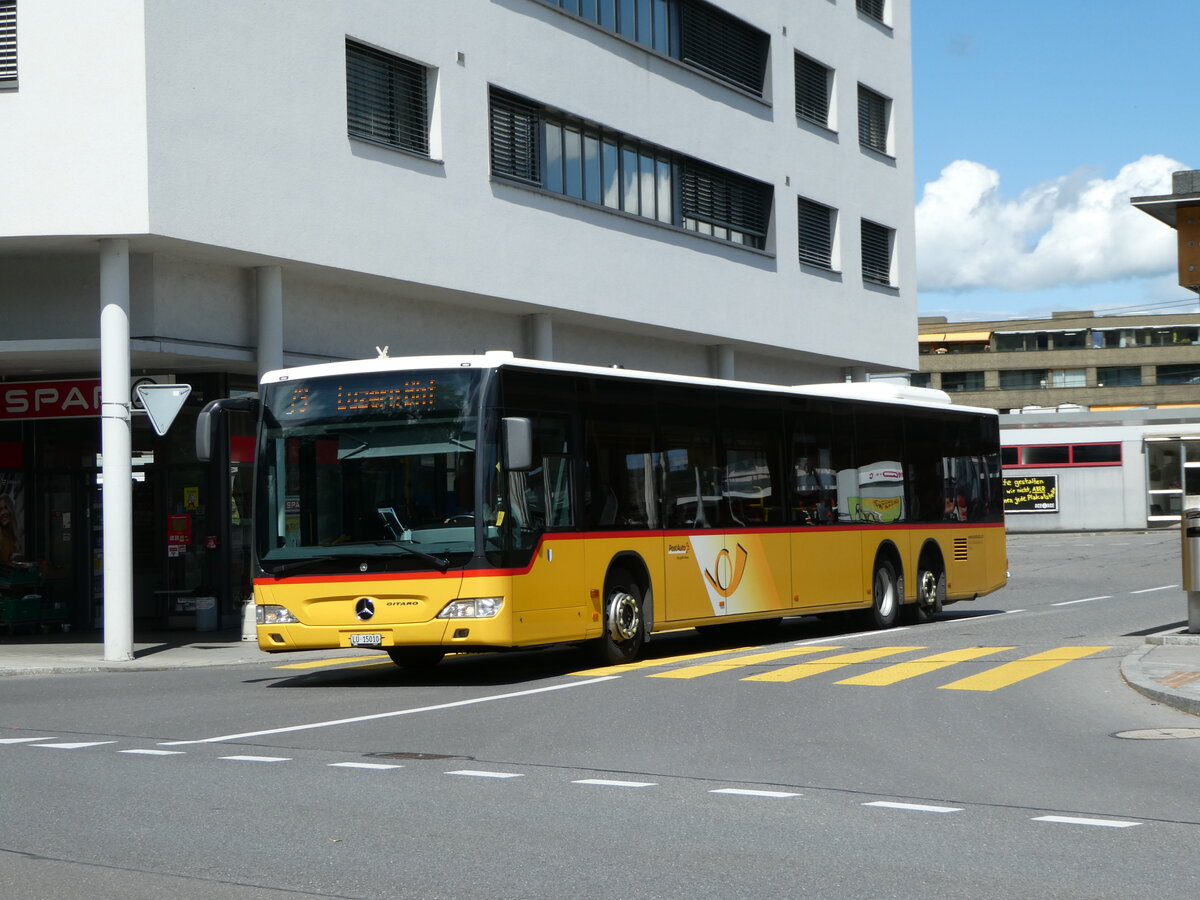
1184;509;1200;633
100;239;133;661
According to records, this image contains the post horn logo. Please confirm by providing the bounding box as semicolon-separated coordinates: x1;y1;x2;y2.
704;543;749;599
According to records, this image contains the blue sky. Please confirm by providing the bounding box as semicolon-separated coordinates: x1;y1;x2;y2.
911;0;1197;322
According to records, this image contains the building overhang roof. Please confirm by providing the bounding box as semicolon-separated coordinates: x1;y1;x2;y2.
1130;192;1200;228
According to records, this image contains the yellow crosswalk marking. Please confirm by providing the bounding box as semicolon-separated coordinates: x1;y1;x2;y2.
743;647;924;682
570;646;764;676
938;646;1112;692
648;647;843;680
835;647;1014;686
275;655;389;670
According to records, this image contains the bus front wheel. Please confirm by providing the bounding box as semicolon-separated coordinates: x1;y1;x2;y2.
867;559;900;629
595;573;645;665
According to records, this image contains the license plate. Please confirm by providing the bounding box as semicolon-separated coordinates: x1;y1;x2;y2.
349;633;383;647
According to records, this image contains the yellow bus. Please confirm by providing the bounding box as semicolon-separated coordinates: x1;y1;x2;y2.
198;352;1006;667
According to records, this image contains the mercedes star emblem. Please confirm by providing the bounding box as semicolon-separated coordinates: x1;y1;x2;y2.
355;598;375;621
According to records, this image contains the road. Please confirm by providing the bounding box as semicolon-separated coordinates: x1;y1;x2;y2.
2;531;1199;899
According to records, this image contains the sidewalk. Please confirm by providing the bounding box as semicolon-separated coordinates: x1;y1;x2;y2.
2;627;1199;717
1119;631;1200;718
0;629;383;676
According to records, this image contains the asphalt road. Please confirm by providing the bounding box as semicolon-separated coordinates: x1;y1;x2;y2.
2;531;1199;899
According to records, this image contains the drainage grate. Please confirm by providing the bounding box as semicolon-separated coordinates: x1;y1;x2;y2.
1112;728;1200;740
364;752;474;760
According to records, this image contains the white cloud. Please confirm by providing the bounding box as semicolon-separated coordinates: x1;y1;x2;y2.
916;154;1185;293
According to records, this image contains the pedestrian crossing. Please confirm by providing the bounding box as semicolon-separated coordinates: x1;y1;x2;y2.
277;643;1115;692
572;644;1113;691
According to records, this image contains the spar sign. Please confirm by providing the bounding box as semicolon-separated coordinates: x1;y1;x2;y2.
0;379;102;421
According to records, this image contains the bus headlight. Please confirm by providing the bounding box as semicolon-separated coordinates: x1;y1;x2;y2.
438;597;504;619
257;605;299;625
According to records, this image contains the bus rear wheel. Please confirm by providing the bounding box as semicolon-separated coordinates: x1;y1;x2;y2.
386;647;445;668
911;567;945;623
594;573;645;665
866;558;900;629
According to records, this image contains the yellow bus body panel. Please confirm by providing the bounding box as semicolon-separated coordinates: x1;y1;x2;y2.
253;524;1005;654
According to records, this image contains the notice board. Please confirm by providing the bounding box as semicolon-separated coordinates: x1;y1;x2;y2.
1003;475;1059;514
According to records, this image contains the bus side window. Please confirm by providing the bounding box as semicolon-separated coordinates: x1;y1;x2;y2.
584;420;658;529
661;425;719;529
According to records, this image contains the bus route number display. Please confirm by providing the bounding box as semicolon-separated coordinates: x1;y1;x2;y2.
1003;475;1058;514
282;379;438;416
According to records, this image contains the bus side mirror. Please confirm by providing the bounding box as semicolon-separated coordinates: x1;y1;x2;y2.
196;397;259;462
500;417;533;471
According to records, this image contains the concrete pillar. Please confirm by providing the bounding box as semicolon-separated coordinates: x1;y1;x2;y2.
710;344;735;380
99;239;133;661
847;366;868;383
256;266;284;381
528;313;553;361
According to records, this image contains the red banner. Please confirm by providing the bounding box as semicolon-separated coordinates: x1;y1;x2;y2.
0;379;102;421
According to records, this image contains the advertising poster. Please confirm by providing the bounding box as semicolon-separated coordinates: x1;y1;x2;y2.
1003;475;1059;514
0;472;24;565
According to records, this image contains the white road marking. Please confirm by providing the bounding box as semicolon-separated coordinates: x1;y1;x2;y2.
220;755;292;763
795;628;911;646
1131;585;1177;594
33;741;118;750
1052;596;1111;606
328;762;403;770
159;676;620;746
1033;815;1140;828
0;737;57;744
446;770;523;779
864;801;962;813
710;788;800;798
120;749;186;756
573;779;657;788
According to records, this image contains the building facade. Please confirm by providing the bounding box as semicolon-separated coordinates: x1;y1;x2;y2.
916;311;1200;413
0;0;916;632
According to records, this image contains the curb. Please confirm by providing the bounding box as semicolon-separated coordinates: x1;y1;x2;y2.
1120;645;1200;718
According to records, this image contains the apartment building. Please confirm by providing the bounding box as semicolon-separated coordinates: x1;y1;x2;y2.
0;0;915;631
916;311;1200;412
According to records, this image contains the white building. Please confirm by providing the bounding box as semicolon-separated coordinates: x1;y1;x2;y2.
0;0;915;634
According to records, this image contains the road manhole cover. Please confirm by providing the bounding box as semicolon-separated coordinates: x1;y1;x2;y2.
364;752;474;760
1112;728;1200;740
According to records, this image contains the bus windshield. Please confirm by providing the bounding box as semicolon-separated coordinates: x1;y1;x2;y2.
256;369;485;573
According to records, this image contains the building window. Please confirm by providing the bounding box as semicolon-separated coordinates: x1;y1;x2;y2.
539;0;769;97
1156;364;1200;385
1097;366;1141;387
1052;331;1086;349
1005;443;1122;468
995;332;1050;352
489;87;772;249
794;52;831;127
797;197;835;269
909;373;932;388
860;219;893;285
346;40;430;156
858;85;889;154
999;369;1048;391
0;0;15;89
1048;368;1086;388
856;0;886;24
940;371;984;393
489;91;541;184
680;159;772;247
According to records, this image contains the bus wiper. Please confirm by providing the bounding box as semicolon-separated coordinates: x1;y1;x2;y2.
333;541;451;571
267;556;336;578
